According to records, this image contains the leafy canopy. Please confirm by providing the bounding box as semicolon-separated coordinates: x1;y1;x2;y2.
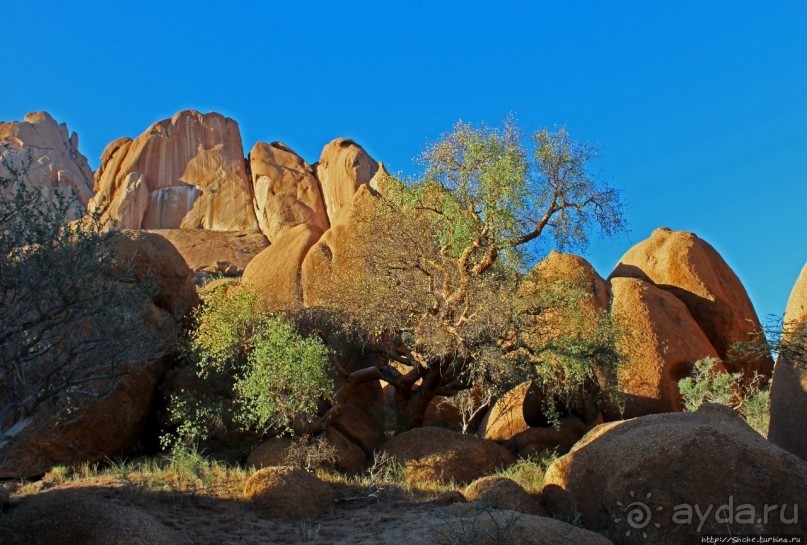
168;283;333;448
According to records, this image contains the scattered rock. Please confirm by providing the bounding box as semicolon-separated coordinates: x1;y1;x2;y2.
316;138;379;223
243;466;336;520
90;110;259;231
610;227;772;376
383;427;514;484
0;488;190;545
0;111;94;217
543;404;807;544
249;141;329;243
464;476;547;515
609;276;721;417
769;262;807;459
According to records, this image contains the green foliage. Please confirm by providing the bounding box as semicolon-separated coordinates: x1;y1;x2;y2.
678;357;770;435
164;284;333;450
515;272;623;425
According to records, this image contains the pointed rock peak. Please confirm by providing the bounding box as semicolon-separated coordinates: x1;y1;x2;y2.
23;111;58;125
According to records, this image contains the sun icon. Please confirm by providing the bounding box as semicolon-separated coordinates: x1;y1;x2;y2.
614;490;664;539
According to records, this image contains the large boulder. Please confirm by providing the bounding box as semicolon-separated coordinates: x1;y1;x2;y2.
112;230;200;319
242;223;324;309
0;231;197;478
146;228;268;281
523;250;609;310
0;489;190;545
769;262;807;459
542;404;807;544
90;110;259;232
316;138;379;223
243;466;336;519
301;184;378;307
610;277;721;417
434;508;614;545
0;111;94;216
505;416;589;459
249;141;329;243
477;381;544;441
464;476;547;515
610;228;772;376
382;427;514;484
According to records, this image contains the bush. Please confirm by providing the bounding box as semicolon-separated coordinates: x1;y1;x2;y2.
678;357;770;434
0;152;160;464
163;283;333;450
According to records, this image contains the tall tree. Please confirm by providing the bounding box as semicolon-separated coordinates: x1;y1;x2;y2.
316;119;625;430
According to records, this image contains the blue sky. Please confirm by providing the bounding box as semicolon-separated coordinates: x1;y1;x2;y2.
1;1;805;320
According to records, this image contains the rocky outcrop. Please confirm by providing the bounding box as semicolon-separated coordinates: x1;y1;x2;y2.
146;229;268;282
769;263;807;459
610;277;721;417
301;185;379;307
0;488;190;545
90;110;259;231
249;142;328;243
542;404;807;544
242;223;324;309
610;228;772;376
243;466;336;519
0;111;94;216
382;427;514;484
316;138;379;223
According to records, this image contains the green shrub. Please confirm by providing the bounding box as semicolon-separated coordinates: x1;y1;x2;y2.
678;357;770;435
163;283;333;450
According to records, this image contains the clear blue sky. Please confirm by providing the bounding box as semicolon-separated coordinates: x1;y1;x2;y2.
2;1;805;321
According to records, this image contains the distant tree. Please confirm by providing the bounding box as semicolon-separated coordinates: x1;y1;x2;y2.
315;119;625;430
0;152;160;464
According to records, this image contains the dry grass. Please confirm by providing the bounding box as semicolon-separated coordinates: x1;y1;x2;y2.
493;451;558;494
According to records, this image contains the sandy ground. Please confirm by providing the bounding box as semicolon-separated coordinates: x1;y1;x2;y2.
0;478;488;545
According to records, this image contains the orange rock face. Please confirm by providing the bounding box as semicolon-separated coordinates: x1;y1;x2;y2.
609;277;721;417
768;263;807;460
90;110;259;231
242;223;324;309
249;142;329;243
316;138;379;223
146;229;268;278
0;111;94;216
542;404;807;543
610;228;771;376
301;184;379;307
527;250;609;310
